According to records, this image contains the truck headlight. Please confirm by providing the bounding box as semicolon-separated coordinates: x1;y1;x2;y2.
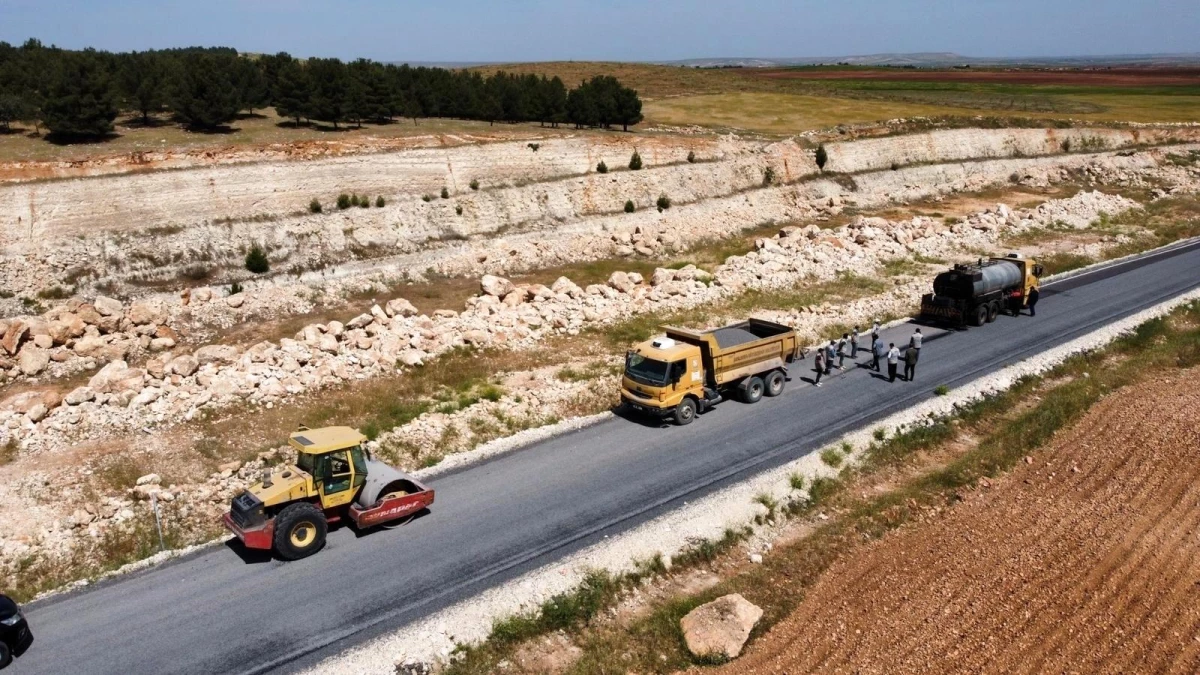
0;613;21;626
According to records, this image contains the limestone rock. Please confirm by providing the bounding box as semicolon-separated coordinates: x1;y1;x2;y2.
480;274;515;298
195;344;240;365
680;594;763;660
167;354;200;377
17;345;50;376
385;298;419;318
88;361;146;394
93;296;123;317
127;301;167;326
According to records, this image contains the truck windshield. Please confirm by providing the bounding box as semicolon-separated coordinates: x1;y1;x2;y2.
625;352;669;385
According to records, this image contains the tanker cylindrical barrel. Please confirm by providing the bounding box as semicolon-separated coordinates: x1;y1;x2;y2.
974;261;1023;297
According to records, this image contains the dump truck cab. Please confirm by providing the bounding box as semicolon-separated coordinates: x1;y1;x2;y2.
621;318;802;425
223;425;434;560
623;337;706;419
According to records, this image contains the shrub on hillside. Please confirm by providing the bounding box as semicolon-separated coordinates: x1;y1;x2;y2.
309;198;322;213
244;244;270;274
441;187;450;199
337;193;351;209
762;166;776;186
624;200;635;213
469;178;480;190
375;195;385;207
656;194;671;211
815;144;828;170
629;150;642;170
687;150;696;163
596;160;608;174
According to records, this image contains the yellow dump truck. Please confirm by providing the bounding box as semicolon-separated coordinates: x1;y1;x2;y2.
620;318;804;425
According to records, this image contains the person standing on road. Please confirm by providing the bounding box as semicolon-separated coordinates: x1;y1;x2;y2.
1028;286;1040;317
813;348;824;386
824;340;837;375
850;326;860;358
904;343;918;382
910;328;923;363
887;342;900;382
872;337;886;371
870;320;881;351
837;333;849;369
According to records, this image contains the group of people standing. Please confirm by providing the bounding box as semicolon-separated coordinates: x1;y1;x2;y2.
811;321;922;386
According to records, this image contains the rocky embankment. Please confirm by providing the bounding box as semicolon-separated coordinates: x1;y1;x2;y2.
0;189;1142;454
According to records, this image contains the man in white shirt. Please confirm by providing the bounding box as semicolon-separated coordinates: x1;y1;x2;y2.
887;342;900;382
910;328;923;362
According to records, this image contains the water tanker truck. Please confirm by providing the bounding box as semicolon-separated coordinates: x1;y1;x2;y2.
620;318;804;425
920;253;1043;327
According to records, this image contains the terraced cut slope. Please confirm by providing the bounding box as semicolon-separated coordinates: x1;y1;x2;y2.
716;367;1200;674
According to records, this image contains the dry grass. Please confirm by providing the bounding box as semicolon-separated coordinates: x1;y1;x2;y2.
643;92;981;135
0;109;567;165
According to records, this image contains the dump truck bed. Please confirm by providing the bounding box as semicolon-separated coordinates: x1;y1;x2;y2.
666;318;801;387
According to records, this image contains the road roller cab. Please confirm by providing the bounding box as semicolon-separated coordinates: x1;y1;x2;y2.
222;426;434;560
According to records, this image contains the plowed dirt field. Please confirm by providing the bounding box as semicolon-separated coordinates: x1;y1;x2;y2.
714;368;1200;674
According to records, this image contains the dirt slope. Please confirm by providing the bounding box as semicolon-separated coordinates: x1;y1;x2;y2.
715;368;1200;674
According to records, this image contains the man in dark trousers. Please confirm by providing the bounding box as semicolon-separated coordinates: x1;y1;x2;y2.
813;349;824;387
887;342;900;382
904;343;918;381
872;336;886;371
1028;286;1040;316
850;326;860;358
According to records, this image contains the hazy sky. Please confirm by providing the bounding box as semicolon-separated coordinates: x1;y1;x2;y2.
1;0;1195;62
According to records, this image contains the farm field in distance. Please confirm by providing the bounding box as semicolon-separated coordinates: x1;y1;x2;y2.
479;62;1200;134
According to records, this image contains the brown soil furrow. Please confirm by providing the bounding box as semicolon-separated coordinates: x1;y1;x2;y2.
1059;487;1200;672
1020;406;1200;670
710;367;1200;675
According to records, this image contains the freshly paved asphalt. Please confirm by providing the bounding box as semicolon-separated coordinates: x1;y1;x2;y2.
17;239;1200;675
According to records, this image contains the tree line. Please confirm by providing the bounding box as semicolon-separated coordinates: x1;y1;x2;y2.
0;39;643;139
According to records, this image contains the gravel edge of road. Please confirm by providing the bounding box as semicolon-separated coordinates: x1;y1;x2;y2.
306;283;1200;673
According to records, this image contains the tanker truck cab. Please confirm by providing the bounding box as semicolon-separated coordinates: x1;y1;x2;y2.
223;425;434;560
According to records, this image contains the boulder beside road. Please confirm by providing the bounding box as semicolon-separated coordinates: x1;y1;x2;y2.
680;593;763;660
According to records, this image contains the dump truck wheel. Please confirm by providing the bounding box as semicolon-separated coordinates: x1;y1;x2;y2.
743;376;764;404
674;398;697;425
986;301;999;323
971;305;988;327
0;641;11;669
764;370;786;397
273;502;327;560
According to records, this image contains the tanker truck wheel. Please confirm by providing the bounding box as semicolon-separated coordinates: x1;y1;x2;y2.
764;370;786;397
971;305;988;327
742;376;765;404
986;302;999;323
273;502;327;560
674;398;697;425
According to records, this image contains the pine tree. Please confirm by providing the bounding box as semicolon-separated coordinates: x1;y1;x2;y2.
273;60;311;127
40;51;119;138
171;53;240;129
815;144;828;170
118;51;167;125
236;59;270;114
245;243;270;274
615;86;643;132
307;58;348;129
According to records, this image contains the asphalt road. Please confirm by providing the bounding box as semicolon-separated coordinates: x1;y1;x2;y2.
17;240;1200;675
